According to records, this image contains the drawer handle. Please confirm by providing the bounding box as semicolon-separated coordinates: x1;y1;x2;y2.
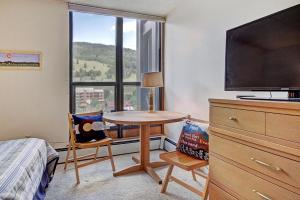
252;189;272;200
250;158;281;171
228;116;238;121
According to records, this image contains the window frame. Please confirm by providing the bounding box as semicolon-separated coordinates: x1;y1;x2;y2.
69;11;163;114
69;11;165;138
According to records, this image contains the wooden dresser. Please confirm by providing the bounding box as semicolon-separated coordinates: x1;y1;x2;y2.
208;99;300;200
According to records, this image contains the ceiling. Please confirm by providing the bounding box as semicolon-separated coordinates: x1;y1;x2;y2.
66;0;179;17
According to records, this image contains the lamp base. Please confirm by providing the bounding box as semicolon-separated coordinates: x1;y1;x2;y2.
148;88;155;113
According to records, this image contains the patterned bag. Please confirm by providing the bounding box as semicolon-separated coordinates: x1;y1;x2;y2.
176;121;209;160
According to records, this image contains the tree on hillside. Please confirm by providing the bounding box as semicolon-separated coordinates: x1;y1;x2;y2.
96;70;101;77
105;65;115;80
89;69;95;80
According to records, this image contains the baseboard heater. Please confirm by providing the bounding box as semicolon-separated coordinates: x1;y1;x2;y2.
55;136;177;164
55;136;162;152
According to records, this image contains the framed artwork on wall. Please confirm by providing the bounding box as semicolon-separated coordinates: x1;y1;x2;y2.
0;50;42;70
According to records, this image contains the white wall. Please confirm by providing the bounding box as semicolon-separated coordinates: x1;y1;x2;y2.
0;0;298;148
164;0;300;142
0;0;69;147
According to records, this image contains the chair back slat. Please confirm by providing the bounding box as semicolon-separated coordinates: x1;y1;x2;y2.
74;111;103;116
186;115;209;124
68;113;77;144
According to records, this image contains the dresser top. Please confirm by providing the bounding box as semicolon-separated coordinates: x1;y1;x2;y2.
209;98;300;111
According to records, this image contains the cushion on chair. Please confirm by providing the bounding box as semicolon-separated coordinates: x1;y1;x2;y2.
176;121;209;160
72;114;106;143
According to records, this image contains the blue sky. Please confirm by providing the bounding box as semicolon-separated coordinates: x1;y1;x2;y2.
73;12;137;50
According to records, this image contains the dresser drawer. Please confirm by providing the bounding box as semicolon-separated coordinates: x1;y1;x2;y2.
266;113;300;143
210;156;300;200
210;134;300;188
210;183;238;200
210;106;265;135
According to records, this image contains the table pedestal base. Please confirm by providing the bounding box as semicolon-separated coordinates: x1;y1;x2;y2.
112;124;171;184
113;156;169;184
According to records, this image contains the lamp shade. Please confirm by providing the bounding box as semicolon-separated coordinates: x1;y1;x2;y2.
142;72;163;88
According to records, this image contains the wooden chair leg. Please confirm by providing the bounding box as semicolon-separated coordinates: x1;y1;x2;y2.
107;144;115;172
64;144;71;170
192;170;197;181
72;146;80;184
94;146;99;159
203;174;209;200
161;165;174;193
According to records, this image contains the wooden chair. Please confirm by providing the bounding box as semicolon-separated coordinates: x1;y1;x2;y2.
160;117;209;199
64;111;115;184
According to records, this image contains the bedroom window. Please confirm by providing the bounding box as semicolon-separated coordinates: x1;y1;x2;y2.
69;11;164;138
71;13;116;113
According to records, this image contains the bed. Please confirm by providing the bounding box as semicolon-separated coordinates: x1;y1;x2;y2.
0;138;59;200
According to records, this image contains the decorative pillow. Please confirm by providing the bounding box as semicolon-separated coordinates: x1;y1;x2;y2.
72;114;106;143
176;121;209;160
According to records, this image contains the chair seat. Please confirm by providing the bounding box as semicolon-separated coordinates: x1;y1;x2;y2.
75;137;112;148
160;151;208;171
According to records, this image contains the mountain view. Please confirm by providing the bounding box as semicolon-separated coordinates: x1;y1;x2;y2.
73;42;139;113
73;42;138;82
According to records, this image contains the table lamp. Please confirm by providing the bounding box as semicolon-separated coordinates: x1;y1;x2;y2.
142;72;163;113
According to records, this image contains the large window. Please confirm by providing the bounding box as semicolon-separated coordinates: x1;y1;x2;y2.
70;11;163;138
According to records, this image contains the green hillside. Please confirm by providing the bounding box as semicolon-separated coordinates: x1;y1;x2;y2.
73;42;138;82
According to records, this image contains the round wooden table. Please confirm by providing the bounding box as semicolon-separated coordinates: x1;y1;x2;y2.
103;111;187;184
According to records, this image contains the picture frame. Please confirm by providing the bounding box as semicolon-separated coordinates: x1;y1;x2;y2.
0;50;42;70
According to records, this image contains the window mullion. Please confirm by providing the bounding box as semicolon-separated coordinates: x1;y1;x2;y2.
122;82;141;86
71;82;117;86
116;17;123;111
69;11;74;112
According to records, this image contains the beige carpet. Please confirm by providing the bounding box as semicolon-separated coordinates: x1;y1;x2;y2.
46;150;208;200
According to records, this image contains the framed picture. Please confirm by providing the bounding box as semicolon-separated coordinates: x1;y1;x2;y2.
0;50;42;70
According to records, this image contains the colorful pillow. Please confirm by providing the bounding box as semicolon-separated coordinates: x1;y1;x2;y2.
176;122;209;160
72;114;106;143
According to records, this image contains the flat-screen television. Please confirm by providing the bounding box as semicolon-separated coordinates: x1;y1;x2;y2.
225;4;300;97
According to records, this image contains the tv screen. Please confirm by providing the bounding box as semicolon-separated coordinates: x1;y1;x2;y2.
225;5;300;91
